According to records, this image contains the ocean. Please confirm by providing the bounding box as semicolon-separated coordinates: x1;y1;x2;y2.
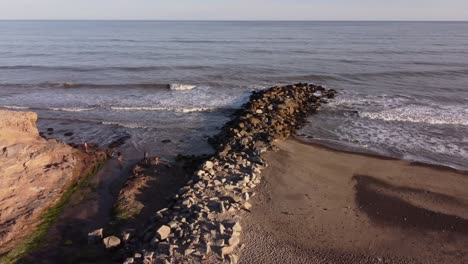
0;21;467;169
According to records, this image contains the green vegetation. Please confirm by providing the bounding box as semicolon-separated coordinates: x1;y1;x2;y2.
113;201;143;222
0;161;106;264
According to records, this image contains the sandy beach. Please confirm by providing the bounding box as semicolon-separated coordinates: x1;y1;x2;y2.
240;138;468;264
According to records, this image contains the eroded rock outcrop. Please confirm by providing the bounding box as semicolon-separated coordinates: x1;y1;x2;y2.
118;84;335;263
0;110;106;255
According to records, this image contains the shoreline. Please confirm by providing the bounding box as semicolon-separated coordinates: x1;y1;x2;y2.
293;136;468;175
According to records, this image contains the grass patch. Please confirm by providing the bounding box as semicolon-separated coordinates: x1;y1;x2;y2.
0;161;106;264
113;202;143;222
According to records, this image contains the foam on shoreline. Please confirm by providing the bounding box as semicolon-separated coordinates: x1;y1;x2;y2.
360;104;468;125
109;106;219;113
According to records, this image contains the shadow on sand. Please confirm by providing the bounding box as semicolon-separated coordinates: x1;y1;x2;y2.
354;174;468;235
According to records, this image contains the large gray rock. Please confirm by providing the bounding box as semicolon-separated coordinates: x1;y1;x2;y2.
228;235;240;247
103;236;121;249
87;228;103;244
203;160;214;170
232;222;242;232
156;225;171;240
123;257;134;264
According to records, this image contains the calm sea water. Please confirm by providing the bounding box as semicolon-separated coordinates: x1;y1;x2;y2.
1;21;467;168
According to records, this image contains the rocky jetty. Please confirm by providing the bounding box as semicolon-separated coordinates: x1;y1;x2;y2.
0;110;107;257
117;84;336;263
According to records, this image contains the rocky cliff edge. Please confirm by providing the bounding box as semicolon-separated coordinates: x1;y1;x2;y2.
0;110;106;256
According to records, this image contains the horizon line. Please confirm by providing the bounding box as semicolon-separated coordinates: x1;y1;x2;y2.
0;19;467;22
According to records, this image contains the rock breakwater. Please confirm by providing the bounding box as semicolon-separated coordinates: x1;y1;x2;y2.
121;84;336;263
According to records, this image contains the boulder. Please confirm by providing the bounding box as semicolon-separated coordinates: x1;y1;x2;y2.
103;236;121;249
156;225;171;240
242;202;252;211
228;236;240;247
203;160;214;170
232;222;242;232
221;245;235;256
123;258;134;264
88;228;103;244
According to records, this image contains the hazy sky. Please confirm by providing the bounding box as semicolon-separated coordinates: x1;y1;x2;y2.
0;0;467;20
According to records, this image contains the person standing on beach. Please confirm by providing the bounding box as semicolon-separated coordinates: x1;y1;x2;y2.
117;152;123;169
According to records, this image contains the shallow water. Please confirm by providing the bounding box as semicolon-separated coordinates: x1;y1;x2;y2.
0;21;467;168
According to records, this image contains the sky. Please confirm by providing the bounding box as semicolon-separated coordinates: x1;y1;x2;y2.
0;0;467;21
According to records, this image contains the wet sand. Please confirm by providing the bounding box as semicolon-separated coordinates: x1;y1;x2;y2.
240;138;468;264
19;158;130;264
19;147;142;264
20;151;191;264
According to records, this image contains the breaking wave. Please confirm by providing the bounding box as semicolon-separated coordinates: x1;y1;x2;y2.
1;105;232;113
169;84;197;90
109;106;225;113
1;105;30;110
361;105;468;126
101;121;149;129
0;82;200;90
49;107;97;112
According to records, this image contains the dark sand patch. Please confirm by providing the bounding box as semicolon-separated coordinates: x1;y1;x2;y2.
354;175;468;235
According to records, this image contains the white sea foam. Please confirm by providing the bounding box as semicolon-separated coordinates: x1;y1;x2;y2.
303;91;468;170
49;107;96;112
2;105;30;110
176;107;214;113
109;106;216;113
101;121;148;129
169;84;197;90
330;118;468;167
360;105;468;126
329;94;411;110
